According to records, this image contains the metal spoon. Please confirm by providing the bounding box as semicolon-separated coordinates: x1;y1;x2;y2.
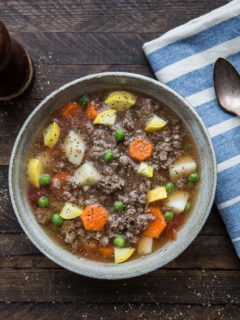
213;57;240;116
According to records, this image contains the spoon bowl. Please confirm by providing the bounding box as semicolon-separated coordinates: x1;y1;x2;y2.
214;57;240;116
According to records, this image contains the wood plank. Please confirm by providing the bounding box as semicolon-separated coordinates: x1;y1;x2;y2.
0;0;231;33
1;303;240;320
0;268;239;303
10;32;152;65
1;234;239;270
0;166;21;232
0;165;226;235
202;205;226;235
0;133;16;165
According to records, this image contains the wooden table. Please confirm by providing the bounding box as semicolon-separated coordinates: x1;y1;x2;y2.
0;1;239;319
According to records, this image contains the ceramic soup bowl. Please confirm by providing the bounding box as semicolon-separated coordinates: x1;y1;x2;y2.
9;72;217;279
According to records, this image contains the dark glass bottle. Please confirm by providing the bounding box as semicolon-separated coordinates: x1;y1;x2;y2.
0;21;33;101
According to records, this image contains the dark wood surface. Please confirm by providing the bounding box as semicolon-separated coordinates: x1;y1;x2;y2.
0;1;239;319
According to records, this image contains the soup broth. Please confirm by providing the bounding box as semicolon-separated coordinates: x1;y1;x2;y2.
26;90;200;263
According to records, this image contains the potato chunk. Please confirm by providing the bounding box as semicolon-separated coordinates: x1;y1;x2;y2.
164;191;189;214
147;187;167;203
27;158;43;188
60;202;83;220
73;162;102;186
137;162;154;178
114;248;135;263
43;121;61;148
104;91;136;111
145;115;167;132
138;236;153;255
93;109;116;126
63;131;86;166
169;156;197;180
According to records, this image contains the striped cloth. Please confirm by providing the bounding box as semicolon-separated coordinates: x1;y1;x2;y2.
143;0;240;257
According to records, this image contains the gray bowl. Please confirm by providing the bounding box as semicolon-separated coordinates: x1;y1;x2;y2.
9;72;217;279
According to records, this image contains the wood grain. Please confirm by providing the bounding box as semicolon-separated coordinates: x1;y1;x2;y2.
1;303;240;320
1;268;239;303
0;0;238;317
0;0;231;33
10;32;151;65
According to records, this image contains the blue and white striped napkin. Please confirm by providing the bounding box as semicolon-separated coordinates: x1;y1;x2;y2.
143;0;240;257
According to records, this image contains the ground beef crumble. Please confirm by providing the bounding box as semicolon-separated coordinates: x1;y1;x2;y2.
98;174;125;194
152;122;185;169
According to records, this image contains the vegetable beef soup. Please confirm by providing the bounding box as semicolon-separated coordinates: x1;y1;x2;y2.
27;91;200;264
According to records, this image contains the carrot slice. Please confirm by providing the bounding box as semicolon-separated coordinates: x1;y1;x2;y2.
99;246;114;258
86;102;98;120
61;102;81;118
81;204;108;231
144;207;167;238
129;138;153;161
50;171;72;198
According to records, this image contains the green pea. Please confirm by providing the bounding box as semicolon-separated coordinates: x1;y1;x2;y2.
188;172;199;183
37;196;49;208
115;128;125;142
185;202;191;211
113;236;126;248
78;95;89;107
52;213;63;226
165;182;175;193
114;201;125;211
39;174;51;186
164;211;174;221
103;149;115;162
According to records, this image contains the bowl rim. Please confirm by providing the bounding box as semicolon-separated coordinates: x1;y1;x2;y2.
9;72;217;279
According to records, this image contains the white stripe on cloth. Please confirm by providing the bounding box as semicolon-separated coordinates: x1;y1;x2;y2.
155;36;240;82
232;236;240;243
186;87;215;107
143;0;240;55
218;195;240;209
217;155;240;172
208;117;240;138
